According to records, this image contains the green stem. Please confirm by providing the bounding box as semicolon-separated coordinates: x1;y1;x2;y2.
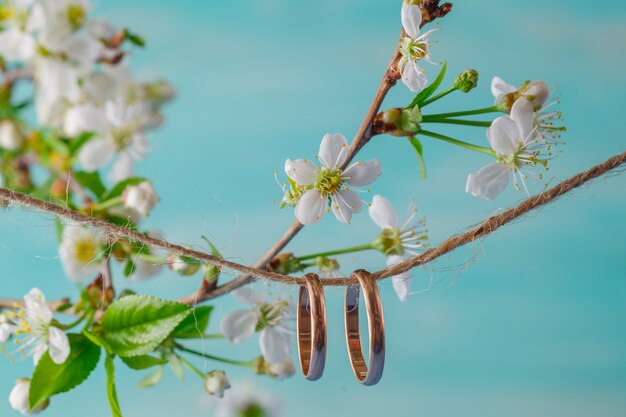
52;314;86;330
176;344;255;368
423;105;500;119
418;130;496;157
420;86;458;107
176;354;205;378
92;196;123;212
295;243;375;261
421;118;492;127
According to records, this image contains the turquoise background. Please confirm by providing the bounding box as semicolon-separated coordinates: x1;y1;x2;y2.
1;0;625;416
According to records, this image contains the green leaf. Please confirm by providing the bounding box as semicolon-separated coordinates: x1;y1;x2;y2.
100;177;147;202
408;61;447;108
121;354;167;370
408;137;427;179
83;330;114;354
123;259;136;277
29;334;101;409
137;366;164;388
105;215;138;231
171;306;214;339
105;354;123;417
179;255;201;266
124;29;146;47
74;171;106;199
101;295;191;357
68;132;95;154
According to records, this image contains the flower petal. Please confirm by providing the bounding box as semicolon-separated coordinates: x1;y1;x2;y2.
387;255;411;302
232;287;266;305
343;159;382;187
510;98;534;142
318;133;348;169
491;76;517;102
24;288;52;324
48;326;70;364
220;309;257;344
465;163;510;200
368;195;397;229
294;190;326;225
109;151;134;183
33;342;47;365
330;190;362;224
259;326;291;363
487;116;521;155
63;103;109;137
401;61;427;93
78;138;115;171
401;3;422;39
284;158;317;186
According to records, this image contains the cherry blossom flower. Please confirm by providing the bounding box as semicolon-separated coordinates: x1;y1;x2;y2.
0;120;23;151
58;224;105;283
284;133;381;225
1;289;70;365
220;288;292;364
369;195;428;301
63;99;150;182
466;98;557;200
398;3;436;92
213;384;282;417
491;76;551;110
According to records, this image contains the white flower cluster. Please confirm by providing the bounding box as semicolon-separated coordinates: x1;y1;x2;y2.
0;0;173;181
466;77;560;200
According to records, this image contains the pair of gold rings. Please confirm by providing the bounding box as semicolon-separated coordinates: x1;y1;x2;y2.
296;270;385;385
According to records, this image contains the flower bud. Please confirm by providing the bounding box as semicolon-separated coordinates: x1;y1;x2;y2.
167;253;200;276
9;378;49;415
373;106;422;137
267;253;305;275
0;120;22;151
204;370;231;398
202;262;220;285
454;69;478;93
143;80;176;105
122;181;159;217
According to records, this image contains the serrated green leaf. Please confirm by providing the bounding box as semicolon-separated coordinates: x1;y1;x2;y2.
137;366;164;388
408;61;447;108
121;354;167;370
83;330;114;354
100;177;147;202
408;137;427;179
101;295;191;357
74;171;106;199
29;333;101;409
105;354;123;417
171;306;214;339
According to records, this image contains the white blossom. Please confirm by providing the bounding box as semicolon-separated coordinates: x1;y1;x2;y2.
369;195;428;301
266;357;296;380
220;288;292;364
58;224;105;283
284;133;381;225
2;289;70;365
491;76;551;110
398;3;436;92
122;181;159;217
204;371;231;398
466;98;557;200
213;384;282;417
64;99;150;181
